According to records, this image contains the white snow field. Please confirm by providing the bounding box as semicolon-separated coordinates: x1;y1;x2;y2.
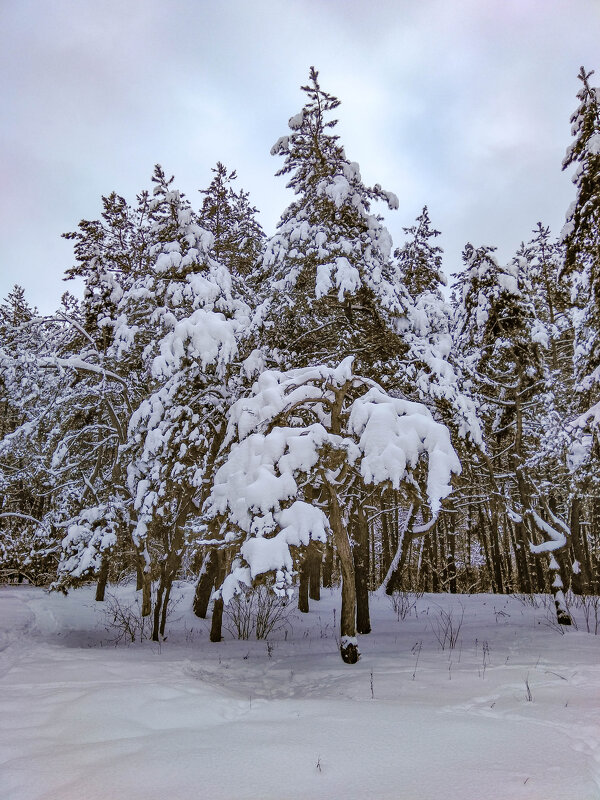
1;584;599;800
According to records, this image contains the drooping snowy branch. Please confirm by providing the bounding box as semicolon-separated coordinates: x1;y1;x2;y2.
206;358;460;600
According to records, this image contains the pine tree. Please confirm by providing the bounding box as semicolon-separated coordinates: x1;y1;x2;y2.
91;165;244;634
395;206;445;297
256;70;480;615
454;244;574;619
0;285;36;331
198;162;264;284
561;67;600;399
260;67;405;377
0;288;69;583
63;190;152;352
556;68;600;593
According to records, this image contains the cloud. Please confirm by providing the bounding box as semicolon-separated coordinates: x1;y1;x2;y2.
1;0;599;310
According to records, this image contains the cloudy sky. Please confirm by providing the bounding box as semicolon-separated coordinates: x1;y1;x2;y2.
2;0;600;312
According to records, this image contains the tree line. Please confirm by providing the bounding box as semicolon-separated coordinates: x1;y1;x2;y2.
1;67;599;661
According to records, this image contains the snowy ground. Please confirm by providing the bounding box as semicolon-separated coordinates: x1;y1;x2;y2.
1;584;599;800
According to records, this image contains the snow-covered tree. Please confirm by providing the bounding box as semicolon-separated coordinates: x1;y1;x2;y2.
559;68;600;461
252;70;481;610
78;165;247;634
204;357;460;662
259;67;407;378
395;206;445;297
0;289;82;583
63;190;152;352
562;67;600;298
198;162;265;285
453;243;575;620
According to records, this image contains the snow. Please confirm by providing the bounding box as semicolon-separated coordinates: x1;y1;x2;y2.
240;502;330;583
587;132;600;155
333;256;361;300
1;584;599;800
348;385;461;513
288;111;304;130
206;361;460;596
528;510;567;553
151;308;237;379
496;264;519;296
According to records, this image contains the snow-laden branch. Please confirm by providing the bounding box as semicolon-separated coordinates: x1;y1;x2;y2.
528;509;567;553
37;356;130;391
0;512;51;533
206;358;461;600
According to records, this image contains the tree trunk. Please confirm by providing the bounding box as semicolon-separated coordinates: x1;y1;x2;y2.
550;550;572;626
193;549;219;618
353;504;371;635
444;514;457;594
152;565;167;642
570;496;591;594
95;555;109;601
430;527;440;592
136;561;143;591
159;578;172;637
487;506;505;594
141;574;152;617
381;510;392;578
152;502;189;640
210;551;227;642
308;547;321;601
298;558;310;613
210;597;224;642
526;508;572;625
322;541;334;588
326;482;358;663
511;517;532;594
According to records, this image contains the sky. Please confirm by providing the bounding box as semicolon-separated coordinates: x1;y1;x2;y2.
1;0;600;313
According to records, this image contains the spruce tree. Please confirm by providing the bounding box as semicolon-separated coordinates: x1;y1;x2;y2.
454;244;573;619
198;162;264;284
561;67;600;400
260;67;406;377
395;206;445;298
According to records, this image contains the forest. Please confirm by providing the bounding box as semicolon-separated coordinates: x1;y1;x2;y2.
1;65;599;665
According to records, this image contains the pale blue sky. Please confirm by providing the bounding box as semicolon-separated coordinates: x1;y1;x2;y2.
2;0;599;312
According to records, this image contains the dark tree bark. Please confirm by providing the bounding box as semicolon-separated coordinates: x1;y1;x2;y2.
384;506;418;595
136;561;143;592
193;549;219;618
418;533;429;592
353;504;371;634
322;541;334;588
298;558;310;613
152;499;191;640
430;528;440;592
210;597;224;642
444;515;457;594
510;517;532;594
381;511;392;578
326;481;358;664
95;555;109;601
485;505;505;594
210;550;227;642
570;496;591;595
308;548;322;601
139;566;152;617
